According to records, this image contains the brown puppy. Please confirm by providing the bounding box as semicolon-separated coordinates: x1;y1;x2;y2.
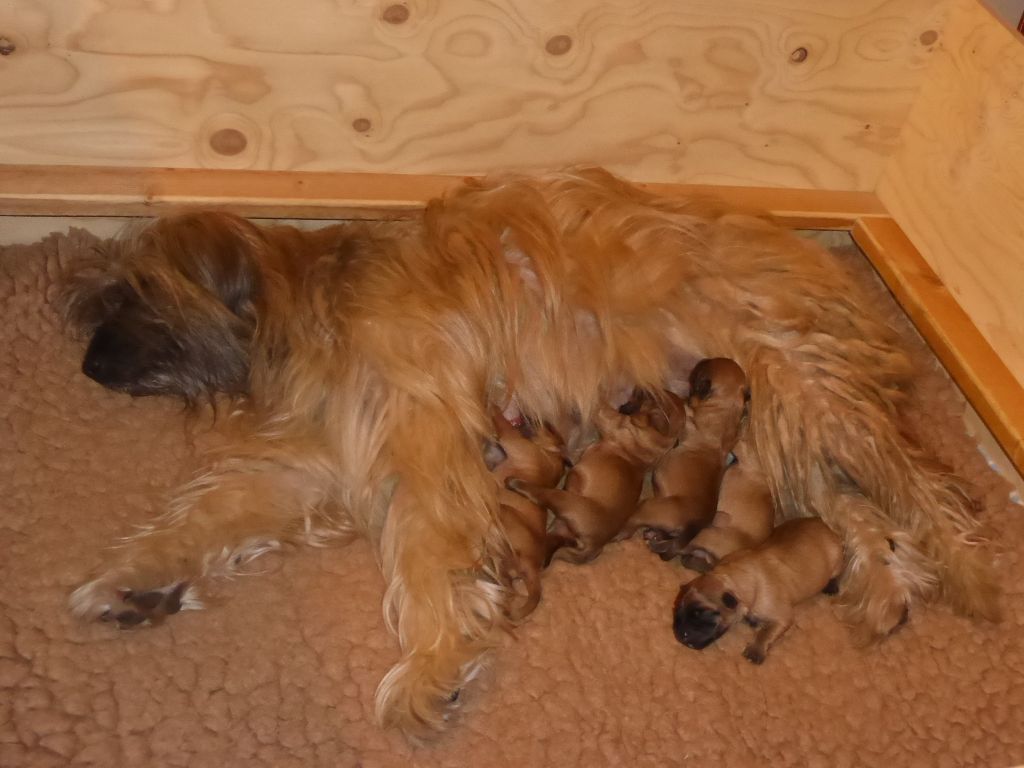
508;398;679;565
679;436;776;573
623;358;749;560
673;518;844;664
485;409;566;620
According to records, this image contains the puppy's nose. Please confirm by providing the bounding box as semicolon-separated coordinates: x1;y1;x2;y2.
82;354;107;381
672;612;688;644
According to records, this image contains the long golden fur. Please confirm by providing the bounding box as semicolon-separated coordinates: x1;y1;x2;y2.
61;167;998;737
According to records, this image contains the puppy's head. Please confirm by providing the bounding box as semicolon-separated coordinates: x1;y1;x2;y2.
61;213;269;404
672;574;744;650
688;358;749;408
594;392;684;464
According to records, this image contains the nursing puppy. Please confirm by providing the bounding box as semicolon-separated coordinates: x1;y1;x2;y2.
508;398;680;564
485;409;566;620
623;359;748;560
679;436;776;573
673;518;844;663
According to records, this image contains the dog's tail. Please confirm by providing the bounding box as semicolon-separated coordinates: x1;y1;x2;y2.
747;352;1000;637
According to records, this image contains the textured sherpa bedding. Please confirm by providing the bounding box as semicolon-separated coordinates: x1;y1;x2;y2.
1;229;1022;768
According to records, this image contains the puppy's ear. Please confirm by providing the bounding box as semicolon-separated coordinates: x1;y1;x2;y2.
146;213;265;323
646;408;672;436
59;245;131;333
691;375;712;400
674;578;697;610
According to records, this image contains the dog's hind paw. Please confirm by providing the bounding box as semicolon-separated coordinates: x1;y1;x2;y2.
70;577;200;628
742;644;766;665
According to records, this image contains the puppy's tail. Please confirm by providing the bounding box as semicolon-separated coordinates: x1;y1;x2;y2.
747;351;999;637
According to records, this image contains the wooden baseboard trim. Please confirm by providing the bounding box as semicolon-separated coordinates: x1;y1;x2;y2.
853;216;1024;473
0;164;885;228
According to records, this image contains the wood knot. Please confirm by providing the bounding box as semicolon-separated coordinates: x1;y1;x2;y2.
919;30;938;46
545;35;572;56
382;4;409;24
209;128;248;156
789;47;808;64
352;118;372;133
0;37;16;56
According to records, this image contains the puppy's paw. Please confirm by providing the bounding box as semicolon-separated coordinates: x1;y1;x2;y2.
680;547;717;573
70;576;199;628
742;644;766;665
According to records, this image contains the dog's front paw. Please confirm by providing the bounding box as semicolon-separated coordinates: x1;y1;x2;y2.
70;575;199;628
742;644;766;665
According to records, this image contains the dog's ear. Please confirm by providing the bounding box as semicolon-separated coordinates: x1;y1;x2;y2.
59;244;134;334
674;578;698;610
646;408;672;436
143;213;265;323
691;375;712;400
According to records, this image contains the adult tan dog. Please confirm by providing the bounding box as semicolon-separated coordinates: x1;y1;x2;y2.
60;167;997;737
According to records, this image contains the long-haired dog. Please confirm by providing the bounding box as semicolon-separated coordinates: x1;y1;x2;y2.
60;167;999;736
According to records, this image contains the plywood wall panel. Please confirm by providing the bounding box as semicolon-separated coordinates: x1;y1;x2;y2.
0;0;946;188
878;0;1024;387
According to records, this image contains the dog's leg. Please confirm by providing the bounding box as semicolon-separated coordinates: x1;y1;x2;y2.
742;613;791;665
373;479;507;739
746;345;998;638
832;493;936;644
70;451;335;627
680;523;745;571
622;496;705;549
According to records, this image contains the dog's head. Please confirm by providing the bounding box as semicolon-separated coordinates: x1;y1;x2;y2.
672;574;744;650
61;213;271;404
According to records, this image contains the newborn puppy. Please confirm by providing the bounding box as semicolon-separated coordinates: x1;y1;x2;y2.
673;518;844;664
623;358;749;560
679;436;775;573
485;409;566;620
508;397;680;565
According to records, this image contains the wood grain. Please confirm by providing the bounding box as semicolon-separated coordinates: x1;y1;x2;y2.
878;0;1024;387
0;0;947;189
854;217;1024;472
0;164;885;227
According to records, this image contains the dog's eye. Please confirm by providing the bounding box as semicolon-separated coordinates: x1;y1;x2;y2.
722;592;738;609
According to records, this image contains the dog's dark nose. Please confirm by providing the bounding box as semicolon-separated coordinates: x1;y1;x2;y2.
82;353;107;381
673;611;688;644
